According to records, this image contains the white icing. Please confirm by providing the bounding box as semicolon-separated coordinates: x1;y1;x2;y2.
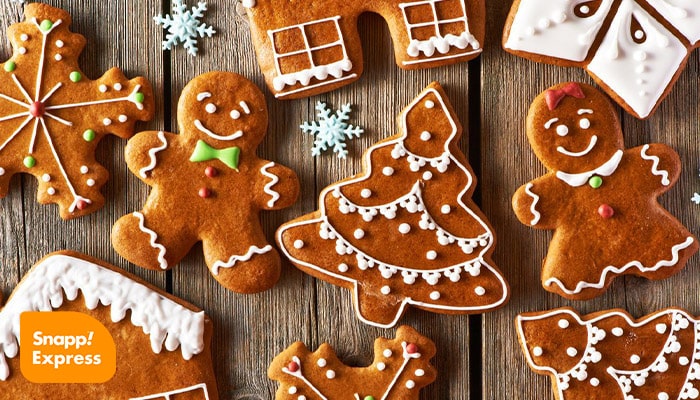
558;319;570;329
230;110;241;120
426;250;437;260
545;236;696;294
474;286;486;296
317;358;326;367
544;118;559;129
194;120;243;141
425;100;435;109
239;101;251;114
205;103;216;113
260;162;281;207
338;263;348;273
398;223;411;234
441;205;451;214
376;362;386;371
556;150;623;187
80;165;89;174
381;286;391;295
99;84;107;92
524;183;541;226
556;125;569;136
196;92;211;101
18;47;26;55
532;346;543;357
353;229;365;240
282;356;329;400
422;171;433;181
640;144;671;186
578;109;593;115
129;383;210;400
0;254;205;381
557;135;597;157
134;212;168;270
0;167;4;176
384;349;393;358
579;118;591;129
646;0;700;44
41;173;50;182
379;342;422;399
55;39;63;48
86;178;95;187
420;131;431;141
587;0;687;118
429;291;440;300
361;188;372;198
382;167;394;176
139;131;168;178
210;245;273;275
612;327;624;336
325;370;335;379
20;34;28;41
294;240;304;249
242;0;256;7
118;114;128;123
54;54;62;61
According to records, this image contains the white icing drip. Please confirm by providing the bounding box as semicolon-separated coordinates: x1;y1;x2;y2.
260;162;280;207
407;32;480;58
524;183;541;226
194;120;243;141
139;131;168;178
640;144;671;186
129;383;210;400
391;141;451;173
556;135;598;157
282;356;329;400
272;59;353;92
196;92;212;101
556;150;623;187
210;245;273;275
0;254;205;381
545;236;696;294
134;212;168;270
379;342;422;400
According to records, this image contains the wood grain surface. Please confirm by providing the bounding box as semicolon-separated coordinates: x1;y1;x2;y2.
0;1;698;399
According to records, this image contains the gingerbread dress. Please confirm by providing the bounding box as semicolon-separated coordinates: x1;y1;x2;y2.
277;83;509;328
513;83;698;300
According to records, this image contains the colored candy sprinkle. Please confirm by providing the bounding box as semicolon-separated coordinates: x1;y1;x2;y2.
598;204;614;219
205;166;218;177
287;361;299;373
39;20;53;32
76;200;88;210
134;92;145;103
198;187;211;198
364;397;376;400
588;176;603;189
4;61;16;72
69;71;81;82
23;156;36;168
83;129;96;142
406;343;418;354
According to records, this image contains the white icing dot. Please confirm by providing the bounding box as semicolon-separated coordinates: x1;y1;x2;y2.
41;174;50;182
114;83;123;91
103;118;112;126
230;110;241;120
422;171;433;180
406;380;416;389
441;205;451;214
376;362;386;371
382;167;394;176
579;118;590;129
298;396;306;400
566;347;577;357
590;378;600;387
415;369;425;377
538;18;551;29
380;286;391;295
636;65;645;74
80;166;89;174
18;47;27;55
634;50;647;61
242;0;256;7
99;84;108;92
532;346;543;357
55;40;64;48
398;223;411;234
317;358;327;367
556;125;569;136
558;319;570;329
0;167;5;176
612;327;623;337
54;54;62;61
118;115;128;123
325;370;335;379
474;286;486;296
680;356;690;366
383;349;392;358
293;240;304;249
630;354;640;364
525;27;536;36
360;188;372;198
420;131;432;141
658;393;669;400
429;291;440;300
634;30;644;40
20;34;28;41
656;323;667;334
354;229;365;239
425;100;435;109
86;179;95;187
580;5;590;14
426;250;437;260
338;263;348;273
47;187;56;195
288;386;297;394
205;103;217;113
552;11;566;23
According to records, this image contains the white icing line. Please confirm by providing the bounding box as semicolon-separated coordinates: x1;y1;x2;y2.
129;383;210;400
380;342;422;400
194;119;243;141
0;115;32;153
0;93;29;108
134;212;168;270
524;183;541;225
196;92;211;101
139;131;168;178
556;150;623;187
32;18;62;100
544;118;558;129
282;356;329;400
11;74;32;103
260;162;280;208
45;84;145;111
239;101;250;114
556;135;598;157
640;144;671;186
401;48;482;65
211;245;273;275
40;82;63;103
577;109;593;115
545;236;696;294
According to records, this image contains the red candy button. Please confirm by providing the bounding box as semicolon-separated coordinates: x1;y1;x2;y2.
598;204;614;219
287;361;299;373
198;188;211;198
205;166;218;178
75;199;88;210
30;101;45;118
406;343;418;354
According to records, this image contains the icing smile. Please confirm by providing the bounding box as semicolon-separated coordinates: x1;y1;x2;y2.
194;120;243;141
557;135;598;157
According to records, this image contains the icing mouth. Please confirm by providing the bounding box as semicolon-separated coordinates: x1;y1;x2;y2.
194;119;243;141
557;135;598;157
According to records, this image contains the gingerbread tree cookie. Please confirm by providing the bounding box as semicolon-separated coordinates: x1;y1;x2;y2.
512;82;698;300
0;3;154;219
111;72;299;294
517;307;700;400
277;82;509;328
269;326;436;400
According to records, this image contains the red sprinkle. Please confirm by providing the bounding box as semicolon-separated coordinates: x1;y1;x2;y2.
598;204;614;219
30;101;45;118
287;361;299;372
198;188;211;198
406;343;418;354
76;199;88;210
205;166;218;178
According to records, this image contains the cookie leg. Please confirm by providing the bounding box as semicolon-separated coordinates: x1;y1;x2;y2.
202;238;282;294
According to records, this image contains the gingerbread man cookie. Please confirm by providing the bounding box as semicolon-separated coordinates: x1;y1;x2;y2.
111;72;299;294
512;82;698;300
517;307;700;400
0;3;154;219
277;82;509;328
269;325;436;400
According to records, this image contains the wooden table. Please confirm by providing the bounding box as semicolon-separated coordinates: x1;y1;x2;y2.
0;1;697;399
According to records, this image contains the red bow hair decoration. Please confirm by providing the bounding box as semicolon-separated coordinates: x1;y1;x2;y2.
545;83;585;110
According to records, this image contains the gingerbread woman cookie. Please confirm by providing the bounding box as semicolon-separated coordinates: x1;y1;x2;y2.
0;3;154;219
277;82;509;328
111;72;299;294
512;82;698;300
517;307;700;400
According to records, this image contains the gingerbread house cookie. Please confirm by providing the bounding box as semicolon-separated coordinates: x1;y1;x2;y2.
0;251;218;399
242;0;485;99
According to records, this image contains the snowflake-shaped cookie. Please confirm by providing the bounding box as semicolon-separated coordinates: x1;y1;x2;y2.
300;102;363;159
0;4;154;219
154;0;216;56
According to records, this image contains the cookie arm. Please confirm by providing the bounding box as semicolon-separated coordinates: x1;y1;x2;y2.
512;177;559;230
634;144;681;195
124;130;173;184
255;161;300;210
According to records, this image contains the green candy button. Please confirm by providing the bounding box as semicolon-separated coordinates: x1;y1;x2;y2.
4;61;16;72
134;92;145;103
588;176;603;189
83;129;96;142
363;397;375;400
23;156;36;168
70;71;81;82
39;20;53;32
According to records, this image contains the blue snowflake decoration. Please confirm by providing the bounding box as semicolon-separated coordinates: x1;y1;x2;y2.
154;0;215;56
693;193;700;205
301;102;363;159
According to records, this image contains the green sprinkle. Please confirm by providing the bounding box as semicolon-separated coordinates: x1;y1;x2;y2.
588;176;603;189
134;92;145;103
363;397;375;400
69;71;81;82
39;20;53;32
23;156;36;168
83;129;96;142
4;61;16;72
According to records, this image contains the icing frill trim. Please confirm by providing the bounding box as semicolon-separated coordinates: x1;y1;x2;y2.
545;236;696;294
524;183;541;226
272;59;353;92
134;212;168;270
391;142;451;173
407;32;481;58
0;254;205;381
210;245;273;275
640;144;671;186
139;131;168;178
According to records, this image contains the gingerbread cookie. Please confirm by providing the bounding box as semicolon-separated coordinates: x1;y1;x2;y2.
512;82;698;300
503;0;699;119
0;3;154;219
277;82;509;328
517;307;700;400
269;325;436;400
242;0;485;99
0;251;218;399
112;71;299;294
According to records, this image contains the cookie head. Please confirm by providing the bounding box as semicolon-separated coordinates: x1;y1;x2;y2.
177;71;268;147
526;83;623;173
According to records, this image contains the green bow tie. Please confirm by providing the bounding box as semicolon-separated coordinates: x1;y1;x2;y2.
190;140;241;170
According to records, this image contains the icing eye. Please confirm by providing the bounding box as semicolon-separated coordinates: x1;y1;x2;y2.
574;1;602;18
205;103;217;114
556;125;569;136
579;118;591;129
630;17;646;44
230;110;241;120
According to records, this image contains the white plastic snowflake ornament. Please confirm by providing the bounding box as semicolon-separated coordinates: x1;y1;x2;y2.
300;102;363;159
154;0;215;56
